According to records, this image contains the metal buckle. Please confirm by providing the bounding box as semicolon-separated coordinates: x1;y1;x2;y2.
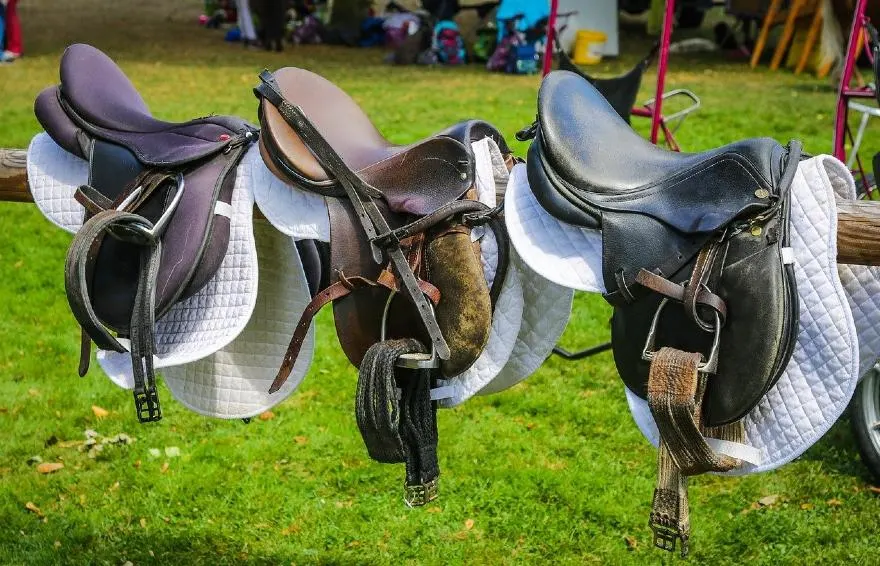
380;291;440;370
404;478;439;507
114;173;186;243
649;516;688;556
133;387;162;423
642;297;722;375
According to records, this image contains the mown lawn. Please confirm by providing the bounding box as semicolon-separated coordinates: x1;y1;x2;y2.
1;1;879;564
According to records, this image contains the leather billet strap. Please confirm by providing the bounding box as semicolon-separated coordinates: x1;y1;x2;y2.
254;70;451;362
647;347;743;556
268;270;441;394
65;208;164;422
355;338;440;507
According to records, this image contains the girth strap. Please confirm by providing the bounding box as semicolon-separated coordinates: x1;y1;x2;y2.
646;347;743;556
356;338;440;507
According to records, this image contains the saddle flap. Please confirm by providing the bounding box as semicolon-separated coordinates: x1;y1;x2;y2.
612;208;797;426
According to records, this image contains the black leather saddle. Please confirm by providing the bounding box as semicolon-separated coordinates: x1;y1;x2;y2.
34;44;258;423
527;70;801;427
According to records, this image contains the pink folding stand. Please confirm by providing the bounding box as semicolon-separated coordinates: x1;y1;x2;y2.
544;0;680;146
832;0;878;194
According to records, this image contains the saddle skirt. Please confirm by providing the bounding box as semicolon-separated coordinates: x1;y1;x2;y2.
505;156;867;472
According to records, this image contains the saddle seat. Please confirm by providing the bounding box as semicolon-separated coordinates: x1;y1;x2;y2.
528;70;789;234
260;67;509;216
36;43;247;167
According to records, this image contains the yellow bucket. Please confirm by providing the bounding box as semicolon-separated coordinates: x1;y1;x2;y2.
573;30;607;65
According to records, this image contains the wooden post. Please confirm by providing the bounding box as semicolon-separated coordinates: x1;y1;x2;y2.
795;3;824;75
751;0;783;68
4;148;880;266
0;149;29;203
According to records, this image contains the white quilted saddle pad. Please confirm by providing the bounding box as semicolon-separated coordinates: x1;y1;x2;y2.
253;137;568;406
505;156;864;474
28;135;314;418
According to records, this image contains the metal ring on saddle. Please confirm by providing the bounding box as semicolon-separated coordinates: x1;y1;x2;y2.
380;291;440;370
111;173;186;243
642;297;722;375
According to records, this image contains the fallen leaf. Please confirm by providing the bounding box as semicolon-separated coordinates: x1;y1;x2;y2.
827;498;843;507
294;436;308;445
37;462;64;474
160;462;170;473
800;503;814;510
868;486;880;494
624;536;638;550
91;406;109;419
464;519;475;531
427;506;442;513
140;518;147;528
164;447;181;458
133;460;141;469
28;388;40;397
281;523;301;536
26;456;43;466
758;494;779;507
24;502;43;517
259;411;275;421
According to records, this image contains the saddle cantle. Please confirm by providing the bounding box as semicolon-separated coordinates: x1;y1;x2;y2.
253;66;511;505
34;44;257;423
525;70;801;553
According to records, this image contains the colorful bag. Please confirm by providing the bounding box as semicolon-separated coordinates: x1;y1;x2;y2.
433;20;466;65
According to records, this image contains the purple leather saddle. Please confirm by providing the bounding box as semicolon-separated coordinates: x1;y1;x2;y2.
34;44;258;423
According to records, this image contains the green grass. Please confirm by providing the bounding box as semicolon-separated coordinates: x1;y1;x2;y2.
2;1;880;564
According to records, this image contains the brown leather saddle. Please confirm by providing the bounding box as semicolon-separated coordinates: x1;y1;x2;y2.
253;67;511;505
522;71;802;554
33;44;258;423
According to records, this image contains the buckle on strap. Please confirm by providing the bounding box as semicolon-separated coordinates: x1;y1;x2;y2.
642;297;722;375
133;387;162;423
649;514;689;557
404;478;439;507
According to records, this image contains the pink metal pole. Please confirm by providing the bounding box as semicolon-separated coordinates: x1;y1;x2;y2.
833;0;869;160
651;0;675;144
543;0;559;77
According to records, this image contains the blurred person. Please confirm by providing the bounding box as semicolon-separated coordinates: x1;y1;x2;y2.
263;0;285;52
0;0;9;64
235;0;258;46
3;0;19;60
